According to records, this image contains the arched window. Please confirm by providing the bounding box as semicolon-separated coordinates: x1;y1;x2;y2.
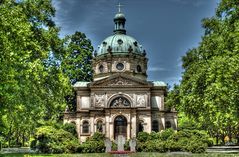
114;115;127;139
152;120;159;132
96;120;103;133
82;121;89;133
165;121;172;129
138;120;144;132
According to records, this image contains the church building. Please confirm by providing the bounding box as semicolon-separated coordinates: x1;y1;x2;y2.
64;8;177;142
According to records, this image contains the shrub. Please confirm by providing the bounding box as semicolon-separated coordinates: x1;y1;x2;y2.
137;132;150;142
79;132;105;153
89;132;105;141
167;129;210;153
183;138;207;153
160;128;175;141
165;140;182;151
136;129;211;153
149;131;161;141
112;142;117;151
31;126;79;153
62;123;78;138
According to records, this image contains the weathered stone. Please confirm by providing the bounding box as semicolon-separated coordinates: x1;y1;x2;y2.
104;138;112;152
129;138;136;152
117;135;125;151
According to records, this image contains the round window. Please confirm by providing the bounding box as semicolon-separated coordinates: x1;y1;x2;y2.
116;63;124;71
99;65;104;73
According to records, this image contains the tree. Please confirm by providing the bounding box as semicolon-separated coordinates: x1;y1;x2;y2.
0;0;71;147
62;31;93;85
62;31;93;111
168;0;239;144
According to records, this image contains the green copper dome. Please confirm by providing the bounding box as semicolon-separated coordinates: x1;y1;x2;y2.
114;12;126;20
97;34;143;55
96;10;144;56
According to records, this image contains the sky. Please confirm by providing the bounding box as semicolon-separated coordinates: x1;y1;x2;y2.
52;0;220;87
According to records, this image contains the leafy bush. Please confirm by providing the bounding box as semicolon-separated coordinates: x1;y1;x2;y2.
149;131;161;141
112;141;117;151
62;123;78;138
137;132;150;142
79;132;105;153
160;128;174;141
31;126;80;153
89;132;105;141
124;140;130;150
136;129;211;153
183;139;207;153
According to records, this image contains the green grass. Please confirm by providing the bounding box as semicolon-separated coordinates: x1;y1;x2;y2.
1;153;239;157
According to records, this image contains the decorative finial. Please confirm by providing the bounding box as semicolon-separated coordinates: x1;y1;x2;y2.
117;2;123;13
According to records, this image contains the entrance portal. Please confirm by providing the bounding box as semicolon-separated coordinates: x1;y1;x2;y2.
114;115;127;139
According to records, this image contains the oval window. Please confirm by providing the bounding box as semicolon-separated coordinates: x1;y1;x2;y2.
99;65;104;73
137;65;142;72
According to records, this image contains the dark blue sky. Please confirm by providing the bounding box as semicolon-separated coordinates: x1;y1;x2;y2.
53;0;219;87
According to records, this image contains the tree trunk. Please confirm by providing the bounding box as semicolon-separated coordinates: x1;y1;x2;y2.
8;125;12;148
22;130;25;147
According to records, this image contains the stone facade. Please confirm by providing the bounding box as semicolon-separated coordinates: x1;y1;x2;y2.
64;10;177;142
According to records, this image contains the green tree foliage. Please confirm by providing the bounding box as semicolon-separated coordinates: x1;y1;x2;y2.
167;0;239;143
0;0;71;147
62;31;93;84
62;31;93;111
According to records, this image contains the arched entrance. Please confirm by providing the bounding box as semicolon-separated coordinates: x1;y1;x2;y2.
114;115;127;139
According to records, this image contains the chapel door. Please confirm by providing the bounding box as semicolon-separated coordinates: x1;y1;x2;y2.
114;115;127;139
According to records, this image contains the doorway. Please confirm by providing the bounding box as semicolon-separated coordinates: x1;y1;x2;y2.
114;115;127;139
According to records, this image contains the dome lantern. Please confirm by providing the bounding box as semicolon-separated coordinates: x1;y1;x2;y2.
114;3;126;34
96;3;145;56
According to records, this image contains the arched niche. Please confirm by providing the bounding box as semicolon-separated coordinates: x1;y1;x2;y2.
108;94;132;108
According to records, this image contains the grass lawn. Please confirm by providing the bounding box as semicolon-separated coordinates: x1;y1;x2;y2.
1;153;239;157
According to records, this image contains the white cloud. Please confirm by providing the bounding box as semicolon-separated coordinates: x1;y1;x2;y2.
148;67;167;72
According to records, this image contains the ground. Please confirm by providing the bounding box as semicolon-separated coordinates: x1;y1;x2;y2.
1;153;239;157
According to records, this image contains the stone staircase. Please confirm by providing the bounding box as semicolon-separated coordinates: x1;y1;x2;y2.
207;146;239;153
1;147;36;154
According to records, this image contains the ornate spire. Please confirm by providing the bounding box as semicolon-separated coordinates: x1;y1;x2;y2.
114;3;126;34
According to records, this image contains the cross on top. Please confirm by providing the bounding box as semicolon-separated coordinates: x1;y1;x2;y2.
117;2;123;12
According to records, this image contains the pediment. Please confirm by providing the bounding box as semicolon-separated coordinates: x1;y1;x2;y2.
90;74;151;87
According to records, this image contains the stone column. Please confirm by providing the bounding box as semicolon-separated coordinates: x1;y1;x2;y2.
110;122;114;140
90;116;94;135
127;122;130;140
77;95;81;111
105;112;110;139
161;95;164;110
76;118;81;142
161;117;165;130
127;113;131;140
174;115;178;130
131;111;137;138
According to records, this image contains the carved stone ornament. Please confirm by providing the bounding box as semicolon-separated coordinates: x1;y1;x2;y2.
110;97;130;107
109;77;132;86
95;94;105;107
136;95;146;107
